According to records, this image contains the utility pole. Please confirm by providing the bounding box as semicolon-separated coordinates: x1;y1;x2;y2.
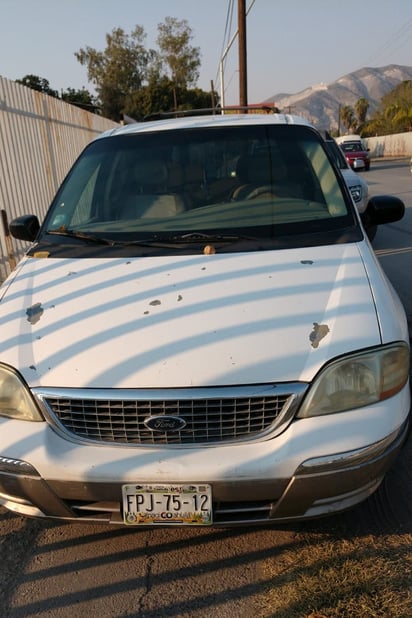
219;1;254;111
238;0;248;108
210;80;216;111
338;104;342;136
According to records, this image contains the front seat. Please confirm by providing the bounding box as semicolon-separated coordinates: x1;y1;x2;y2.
121;159;186;218
231;152;284;200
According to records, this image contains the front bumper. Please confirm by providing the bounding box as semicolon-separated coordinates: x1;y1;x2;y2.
0;416;409;526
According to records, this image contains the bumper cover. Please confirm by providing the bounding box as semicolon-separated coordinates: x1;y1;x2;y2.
0;419;408;525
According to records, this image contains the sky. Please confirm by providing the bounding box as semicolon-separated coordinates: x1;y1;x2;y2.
1;0;412;106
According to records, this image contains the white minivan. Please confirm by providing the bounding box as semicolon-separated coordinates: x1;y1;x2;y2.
0;112;409;526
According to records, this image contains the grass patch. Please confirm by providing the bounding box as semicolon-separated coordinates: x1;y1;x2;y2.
261;531;412;617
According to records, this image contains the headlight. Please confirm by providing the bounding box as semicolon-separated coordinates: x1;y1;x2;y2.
297;343;410;418
0;364;43;421
349;185;362;203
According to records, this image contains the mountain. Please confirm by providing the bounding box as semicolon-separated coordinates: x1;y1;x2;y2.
264;64;412;131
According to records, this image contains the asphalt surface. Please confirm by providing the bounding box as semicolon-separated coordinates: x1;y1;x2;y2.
0;157;411;617
359;157;412;532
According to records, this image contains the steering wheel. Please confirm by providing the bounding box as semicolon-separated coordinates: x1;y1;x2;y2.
231;184;275;200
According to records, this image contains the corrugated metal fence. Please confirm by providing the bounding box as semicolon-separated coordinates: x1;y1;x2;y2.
0;76;118;281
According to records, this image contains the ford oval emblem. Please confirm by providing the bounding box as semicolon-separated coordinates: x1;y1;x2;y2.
144;415;187;432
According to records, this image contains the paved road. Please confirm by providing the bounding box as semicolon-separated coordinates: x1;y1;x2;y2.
369;158;412;328
0;159;411;618
355;158;412;531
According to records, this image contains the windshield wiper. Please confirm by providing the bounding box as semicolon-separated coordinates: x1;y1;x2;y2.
122;232;260;247
45;230;260;248
166;232;258;243
44;230;197;249
46;229;115;245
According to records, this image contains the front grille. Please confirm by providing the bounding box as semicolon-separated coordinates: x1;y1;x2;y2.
43;391;296;446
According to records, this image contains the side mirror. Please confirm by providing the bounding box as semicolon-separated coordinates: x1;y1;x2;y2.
9;215;40;242
361;195;405;228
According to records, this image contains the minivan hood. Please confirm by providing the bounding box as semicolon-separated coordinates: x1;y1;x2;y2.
0;245;381;388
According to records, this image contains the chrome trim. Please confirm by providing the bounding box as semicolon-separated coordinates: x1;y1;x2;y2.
0;498;46;518
33;384;308;448
296;424;406;474
0;456;40;476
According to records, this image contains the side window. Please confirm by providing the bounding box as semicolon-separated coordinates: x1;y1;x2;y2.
304;141;347;216
70;167;99;226
48;157;102;229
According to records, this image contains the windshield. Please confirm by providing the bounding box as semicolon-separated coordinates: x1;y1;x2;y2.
341;142;365;153
39;124;358;253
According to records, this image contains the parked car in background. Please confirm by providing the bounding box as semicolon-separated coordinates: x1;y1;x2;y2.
324;137;376;241
336;135;371;171
324;137;368;210
0;111;409;528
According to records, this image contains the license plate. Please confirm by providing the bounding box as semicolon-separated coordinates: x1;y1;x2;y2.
122;483;212;525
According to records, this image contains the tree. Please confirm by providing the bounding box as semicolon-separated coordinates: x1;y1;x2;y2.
74;20;211;121
355;97;369;125
75;26;153;120
156;17;201;90
339;105;355;132
381;80;412;112
363;80;412;135
15;74;59;98
125;75;217;121
61;87;99;113
380;80;412;132
125;75;176;120
338;98;371;135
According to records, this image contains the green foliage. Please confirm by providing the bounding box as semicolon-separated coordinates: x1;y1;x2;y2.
364;80;412;135
381;79;412;114
16;75;98;115
156;17;200;89
75;26;152;120
355;97;369;125
61;88;99;113
339;105;355;132
125;75;176;120
179;87;215;110
125;76;217;121
339;98;370;135
74;18;207;121
15;74;59;98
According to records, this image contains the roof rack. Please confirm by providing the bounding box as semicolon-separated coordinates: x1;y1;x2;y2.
143;105;278;122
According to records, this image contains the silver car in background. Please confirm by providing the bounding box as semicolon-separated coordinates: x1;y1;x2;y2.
324;137;375;240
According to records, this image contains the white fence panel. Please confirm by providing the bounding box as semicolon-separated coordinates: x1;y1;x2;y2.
364;132;412;158
0;76;118;281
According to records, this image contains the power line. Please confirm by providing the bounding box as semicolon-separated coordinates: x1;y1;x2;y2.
215;0;236;87
365;17;412;65
216;0;256;104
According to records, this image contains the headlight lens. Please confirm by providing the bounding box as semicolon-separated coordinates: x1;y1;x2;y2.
297;343;410;418
349;185;362;203
0;364;43;421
